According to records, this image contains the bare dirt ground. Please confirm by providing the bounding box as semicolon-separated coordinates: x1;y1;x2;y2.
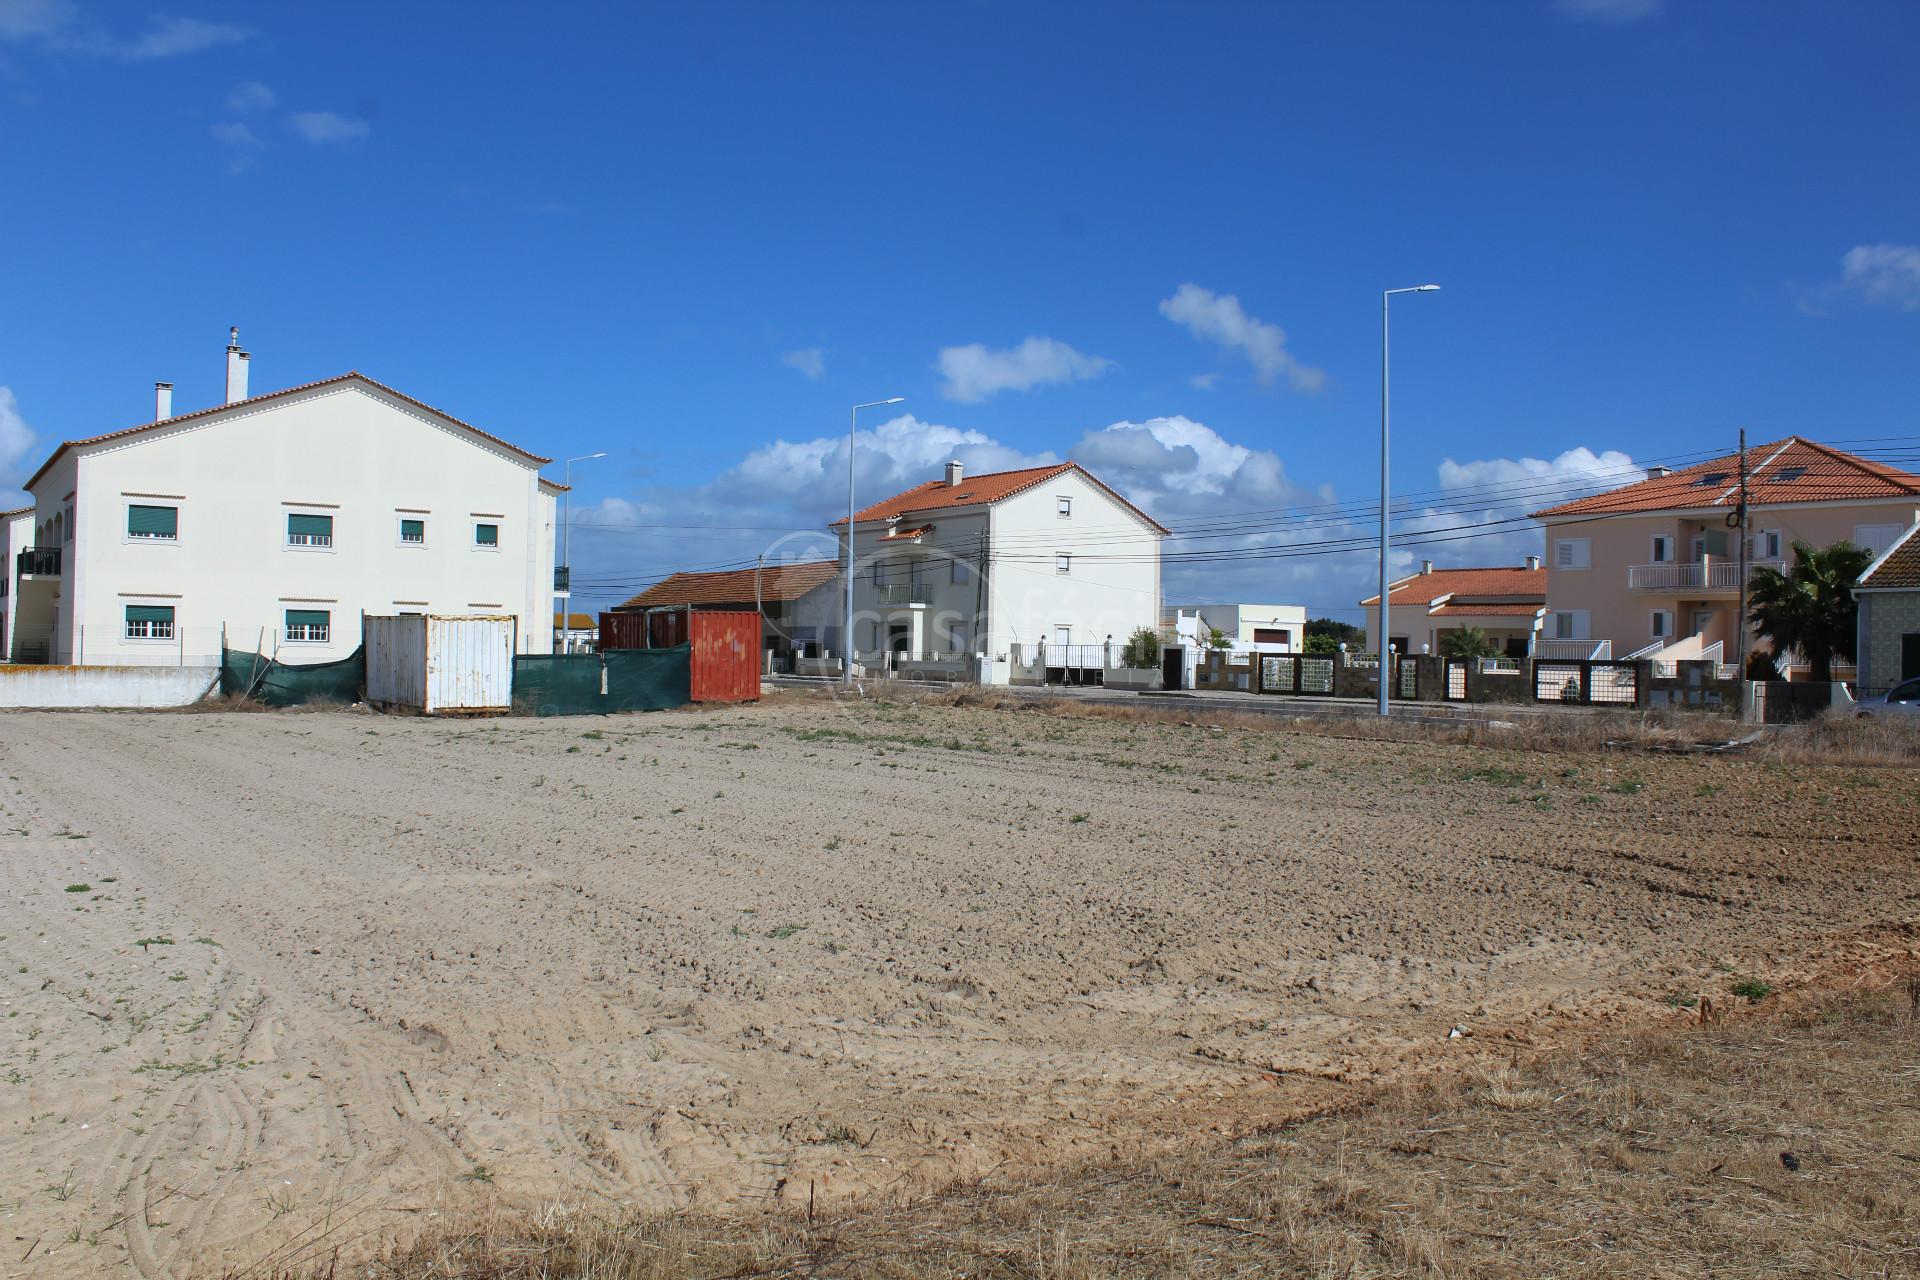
0;696;1915;1278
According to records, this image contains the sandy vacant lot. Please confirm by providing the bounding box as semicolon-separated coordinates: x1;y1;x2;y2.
0;696;1915;1278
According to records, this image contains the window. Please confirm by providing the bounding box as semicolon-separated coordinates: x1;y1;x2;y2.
1055;553;1071;575
125;604;174;640
1651;610;1673;639
1554;538;1591;570
1253;627;1289;645
1854;524;1902;556
1890;676;1920;704
128;504;179;540
1693;471;1730;487
1774;466;1806;483
63;504;73;541
1551;610;1591;641
473;522;500;548
1748;528;1782;561
951;557;970;585
1650;535;1672;564
399;517;425;545
1057;495;1072;518
284;609;330;643
287;513;333;547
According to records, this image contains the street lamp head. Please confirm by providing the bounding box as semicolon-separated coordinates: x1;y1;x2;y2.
883;397;905;405
585;450;608;459
1415;284;1441;292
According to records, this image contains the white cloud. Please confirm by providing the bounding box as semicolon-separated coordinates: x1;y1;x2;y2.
121;15;247;60
780;347;826;380
1551;0;1662;22
1836;243;1920;312
225;80;274;113
0;3;251;58
289;111;370;146
1188;372;1220;391
1159;284;1325;393
935;336;1113;403
0;385;39;497
211;121;260;147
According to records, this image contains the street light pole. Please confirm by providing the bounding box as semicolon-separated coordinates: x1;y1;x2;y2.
844;398;905;685
1379;284;1440;718
559;451;607;652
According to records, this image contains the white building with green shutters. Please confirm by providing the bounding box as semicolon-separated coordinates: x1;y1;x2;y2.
11;331;562;666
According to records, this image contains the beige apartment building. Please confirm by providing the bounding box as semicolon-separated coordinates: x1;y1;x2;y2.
1531;438;1920;669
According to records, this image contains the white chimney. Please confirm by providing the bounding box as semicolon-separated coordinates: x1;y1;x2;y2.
945;460;963;487
1420;559;1433;575
1646;465;1671;480
1526;554;1541;571
154;381;173;421
224;326;250;404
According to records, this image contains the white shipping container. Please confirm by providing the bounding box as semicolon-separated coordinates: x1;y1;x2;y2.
365;614;516;715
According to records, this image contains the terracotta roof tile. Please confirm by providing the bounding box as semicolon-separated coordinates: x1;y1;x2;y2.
616;559;840;610
0;505;32;519
1859;523;1920;590
24;372;553;492
1531;438;1920;520
1429;601;1545;618
1360;566;1547;608
831;462;1170;535
552;612;598;629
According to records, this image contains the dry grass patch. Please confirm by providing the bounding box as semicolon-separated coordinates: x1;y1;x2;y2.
252;980;1920;1280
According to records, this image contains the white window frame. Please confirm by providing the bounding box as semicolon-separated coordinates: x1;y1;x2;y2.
1055;552;1071;575
283;609;332;644
1554;538;1591;570
397;514;428;548
1651;609;1673;640
1056;495;1072;518
123;500;182;546
1649;534;1672;564
285;509;336;552
1551;609;1590;641
472;519;501;552
123;603;177;642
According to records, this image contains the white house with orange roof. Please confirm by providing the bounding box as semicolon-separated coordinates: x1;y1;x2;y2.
11;328;563;666
1359;559;1548;658
1530;438;1920;670
831;459;1167;680
0;505;35;662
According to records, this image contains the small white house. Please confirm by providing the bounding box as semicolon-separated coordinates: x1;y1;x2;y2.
1;506;36;662
832;460;1166;682
1161;602;1306;690
13;329;562;666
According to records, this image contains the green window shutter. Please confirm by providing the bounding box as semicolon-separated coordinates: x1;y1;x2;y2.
126;605;175;624
128;505;178;537
474;522;499;546
288;513;333;537
400;518;425;541
285;609;330;629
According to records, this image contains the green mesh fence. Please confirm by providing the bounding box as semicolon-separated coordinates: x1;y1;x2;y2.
511;646;690;716
220;646;365;708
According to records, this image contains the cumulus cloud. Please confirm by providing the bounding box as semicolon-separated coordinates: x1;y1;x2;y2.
1551;0;1662;21
289;111;370;145
0;3;250;58
1835;243;1920;311
780;347;826;380
225;80;274;113
935;336;1113;403
1159;284;1325;393
0;385;39;500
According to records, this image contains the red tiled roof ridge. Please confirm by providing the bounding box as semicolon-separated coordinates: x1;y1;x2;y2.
1858;521;1920;590
1530;436;1920;520
23;372;554;492
615;559;840;611
1359;565;1547;607
830;461;1170;535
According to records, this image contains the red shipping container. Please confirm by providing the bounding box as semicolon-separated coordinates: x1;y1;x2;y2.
689;611;760;702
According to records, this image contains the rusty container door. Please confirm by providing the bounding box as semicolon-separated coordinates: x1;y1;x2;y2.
689;611;760;702
597;611;650;652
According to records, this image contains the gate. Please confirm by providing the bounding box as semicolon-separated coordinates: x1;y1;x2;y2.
1397;656;1420;701
1257;653;1337;696
1533;659;1638;707
1445;659;1469;701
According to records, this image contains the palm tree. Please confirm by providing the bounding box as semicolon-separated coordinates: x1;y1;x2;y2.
1746;539;1874;680
1438;627;1497;659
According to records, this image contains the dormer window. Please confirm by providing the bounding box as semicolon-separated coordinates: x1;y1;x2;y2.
1693;472;1730;487
1774;466;1806;482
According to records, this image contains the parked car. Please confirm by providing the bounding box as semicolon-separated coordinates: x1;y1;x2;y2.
1855;676;1920;718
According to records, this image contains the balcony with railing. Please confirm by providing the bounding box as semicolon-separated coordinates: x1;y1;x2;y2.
15;546;60;578
1626;558;1781;593
876;582;934;606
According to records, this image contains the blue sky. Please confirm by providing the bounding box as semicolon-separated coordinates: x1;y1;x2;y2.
3;0;1917;618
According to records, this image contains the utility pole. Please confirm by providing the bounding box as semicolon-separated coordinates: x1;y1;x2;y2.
1733;427;1750;681
755;554;765;673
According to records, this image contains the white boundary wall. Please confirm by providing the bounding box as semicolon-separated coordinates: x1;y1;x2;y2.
0;664;218;708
